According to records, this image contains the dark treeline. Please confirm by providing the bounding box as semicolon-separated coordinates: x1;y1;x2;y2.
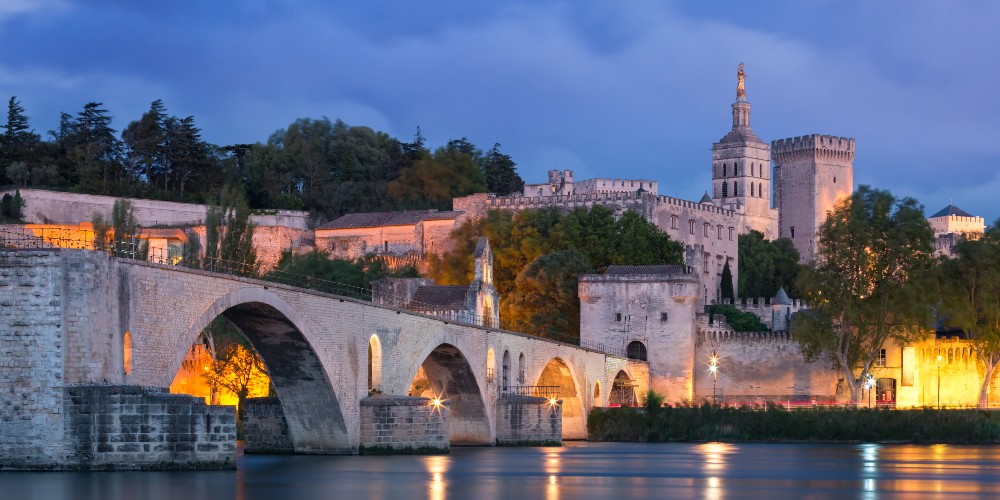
0;97;525;220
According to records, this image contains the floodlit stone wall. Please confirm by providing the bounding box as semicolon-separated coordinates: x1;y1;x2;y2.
495;395;561;445
359;396;448;453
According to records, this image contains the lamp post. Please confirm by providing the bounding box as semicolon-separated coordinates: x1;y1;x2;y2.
709;350;719;404
865;374;875;409
936;354;943;409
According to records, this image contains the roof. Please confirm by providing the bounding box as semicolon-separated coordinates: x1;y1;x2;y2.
929;203;974;218
319;210;462;230
473;237;489;258
699;191;712;204
772;287;792;305
604;265;688;276
716;127;764;146
408;285;470;310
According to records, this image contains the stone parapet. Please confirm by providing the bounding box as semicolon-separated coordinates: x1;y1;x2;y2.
359;396;449;454
771;134;855;163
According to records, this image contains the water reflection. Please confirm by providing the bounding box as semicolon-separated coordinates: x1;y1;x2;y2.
4;443;1000;499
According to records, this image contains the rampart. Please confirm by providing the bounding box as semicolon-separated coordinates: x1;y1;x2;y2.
771;134;856;163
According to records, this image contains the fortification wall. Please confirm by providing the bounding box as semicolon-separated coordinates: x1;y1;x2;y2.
3;188;311;229
695;316;840;402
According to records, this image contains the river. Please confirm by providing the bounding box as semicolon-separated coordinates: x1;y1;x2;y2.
4;442;1000;499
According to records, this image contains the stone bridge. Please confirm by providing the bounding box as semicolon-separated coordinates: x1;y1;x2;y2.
1;249;647;467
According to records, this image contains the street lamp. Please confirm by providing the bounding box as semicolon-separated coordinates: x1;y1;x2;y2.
709;350;719;404
865;374;875;409
936;354;943;409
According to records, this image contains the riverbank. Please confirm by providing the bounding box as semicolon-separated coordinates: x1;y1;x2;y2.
587;403;1000;443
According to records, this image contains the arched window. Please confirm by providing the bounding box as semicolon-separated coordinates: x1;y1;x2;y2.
734;162;739;175
732;182;738;196
368;335;382;392
729;227;735;240
704;223;710;237
594;381;601;404
717;225;723;239
758;182;763;198
722;182;728;197
123;331;133;376
751;183;755;197
948;348;954;363
487;348;496;384
502;350;511;391
518;353;526;384
626;341;647;361
671;215;678;229
722;164;727;177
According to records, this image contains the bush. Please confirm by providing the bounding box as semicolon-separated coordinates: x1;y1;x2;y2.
707;304;769;332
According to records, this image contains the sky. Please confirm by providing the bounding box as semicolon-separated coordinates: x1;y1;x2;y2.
2;0;998;222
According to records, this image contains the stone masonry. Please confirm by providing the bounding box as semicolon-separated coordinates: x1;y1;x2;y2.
495;395;561;446
359;396;449;454
242;397;295;454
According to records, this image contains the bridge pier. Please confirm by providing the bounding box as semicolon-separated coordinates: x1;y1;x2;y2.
495;395;562;446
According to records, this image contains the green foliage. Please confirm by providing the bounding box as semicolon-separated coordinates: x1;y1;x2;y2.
738;230;802;299
480;143;524;195
588;405;1000;443
720;260;734;300
387;143;488;211
937;223;1000;407
505;249;592;339
0;189;24;222
793;186;935;403
429;205;684;340
706;304;768;332
265;250;418;297
204;184;258;276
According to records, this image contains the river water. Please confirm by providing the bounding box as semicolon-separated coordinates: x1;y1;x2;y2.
4;442;1000;499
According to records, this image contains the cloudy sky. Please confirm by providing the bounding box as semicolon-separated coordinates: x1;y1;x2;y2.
2;0;998;222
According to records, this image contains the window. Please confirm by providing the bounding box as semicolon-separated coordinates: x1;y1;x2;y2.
790;226;795;238
626;341;647;361
734;162;738;175
615;312;622;322
717;225;723;239
704;223;710;237
723;164;727;177
729;227;734;241
751;183;755;197
703;253;710;273
689;220;695;234
671;215;678;229
384;240;389;252
876;348;886;367
502;350;511;391
948;348;954;363
733;182;737;196
518;353;525;384
833;176;837;183
722;182;728;197
660;312;668;322
123;331;133;376
368;335;383;391
758;182;763;198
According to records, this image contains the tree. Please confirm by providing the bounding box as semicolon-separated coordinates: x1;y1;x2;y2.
198;317;270;424
721;260;734;301
505;249;592;340
386;143;488;210
204;184;258;276
738;230;801;299
480;143;524;195
0;189;24;222
265;250;419;297
937;224;1000;407
2;97;40;177
65;102;123;194
792;186;935;404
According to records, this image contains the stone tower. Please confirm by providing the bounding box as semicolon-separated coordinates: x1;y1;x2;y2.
771;134;855;263
711;64;778;239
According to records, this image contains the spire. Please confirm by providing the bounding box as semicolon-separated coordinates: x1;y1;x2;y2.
736;63;747;101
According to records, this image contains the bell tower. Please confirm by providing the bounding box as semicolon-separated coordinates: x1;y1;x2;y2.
711;64;777;238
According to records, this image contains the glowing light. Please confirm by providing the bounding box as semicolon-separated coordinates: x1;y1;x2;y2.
548;397;559;407
709;365;718;374
431;398;443;407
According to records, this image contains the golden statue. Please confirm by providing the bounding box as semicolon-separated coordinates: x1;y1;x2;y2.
737;63;746;99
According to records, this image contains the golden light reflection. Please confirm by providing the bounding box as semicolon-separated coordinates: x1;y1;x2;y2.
699;442;732;472
424;455;449;500
545;447;563;500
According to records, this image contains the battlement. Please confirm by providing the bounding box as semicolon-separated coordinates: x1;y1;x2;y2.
452;192;736;218
696;314;794;344
771;134;854;157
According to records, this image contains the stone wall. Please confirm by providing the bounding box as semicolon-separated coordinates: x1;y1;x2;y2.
4;188;310;229
359;396;448;454
243;397;294;454
0;250;68;468
495;395;561;445
61;385;235;470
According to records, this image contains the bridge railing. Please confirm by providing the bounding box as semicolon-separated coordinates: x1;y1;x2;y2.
500;385;561;399
0;227;642;359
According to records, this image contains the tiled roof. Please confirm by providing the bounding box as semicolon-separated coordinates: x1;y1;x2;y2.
604;265;687;276
408;285;470;310
699;191;712;204
318;210;463;230
929;203;974;218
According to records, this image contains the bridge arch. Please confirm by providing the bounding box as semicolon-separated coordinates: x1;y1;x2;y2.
405;342;491;445
165;286;351;454
535;357;586;439
610;370;637;406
